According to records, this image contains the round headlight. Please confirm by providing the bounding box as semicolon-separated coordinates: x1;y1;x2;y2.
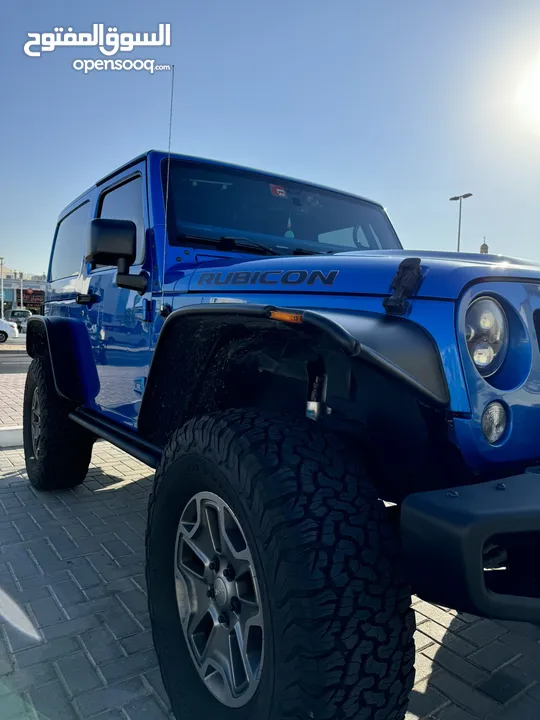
465;297;509;377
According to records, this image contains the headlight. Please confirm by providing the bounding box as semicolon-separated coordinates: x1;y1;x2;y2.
465;297;508;377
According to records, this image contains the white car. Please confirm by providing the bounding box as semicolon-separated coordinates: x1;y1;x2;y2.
0;318;19;343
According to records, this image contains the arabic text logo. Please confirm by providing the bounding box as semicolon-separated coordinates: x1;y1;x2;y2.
24;24;171;58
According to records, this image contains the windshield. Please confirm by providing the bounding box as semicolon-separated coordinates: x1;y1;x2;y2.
11;311;29;318
164;161;402;254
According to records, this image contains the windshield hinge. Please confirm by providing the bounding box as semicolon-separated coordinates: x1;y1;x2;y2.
382;257;423;316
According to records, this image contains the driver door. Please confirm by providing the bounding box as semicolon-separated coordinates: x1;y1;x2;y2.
85;167;153;427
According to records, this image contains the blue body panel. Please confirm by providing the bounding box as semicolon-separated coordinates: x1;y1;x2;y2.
45;150;540;472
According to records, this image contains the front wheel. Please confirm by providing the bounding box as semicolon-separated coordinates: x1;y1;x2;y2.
0;332;7;343
146;410;415;720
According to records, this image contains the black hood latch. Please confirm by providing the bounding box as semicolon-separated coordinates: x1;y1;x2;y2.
383;257;423;316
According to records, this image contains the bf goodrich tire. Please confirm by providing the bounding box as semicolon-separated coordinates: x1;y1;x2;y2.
146;410;415;720
23;357;94;491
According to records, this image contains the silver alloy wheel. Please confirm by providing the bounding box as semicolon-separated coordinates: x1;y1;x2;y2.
174;491;264;708
30;389;41;458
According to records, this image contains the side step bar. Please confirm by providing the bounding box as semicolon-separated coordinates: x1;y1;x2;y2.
70;408;162;469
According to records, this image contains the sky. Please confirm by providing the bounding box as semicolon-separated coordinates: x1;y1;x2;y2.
0;0;539;274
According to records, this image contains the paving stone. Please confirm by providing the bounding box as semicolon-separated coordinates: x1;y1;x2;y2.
117;588;148;617
123;694;170;719
28;679;78;719
99;650;157;684
30;596;66;627
121;631;155;655
497;621;540;640
459;620;507;647
487;693;540;719
432;704;480;719
102;606;143;639
469;641;520;673
63;596;118;619
143;669;171;711
0;691;31;719
68;563;103;590
0;663;56;692
416;620;477;656
14;637;79;668
74;678;148;717
423;643;488;685
41;615;99;641
414;601;466;632
101;538;133;559
430;671;500;717
3;622;43;653
407;677;447;718
477;664;534;704
50;579;87;607
55;651;104;695
79;627;126;665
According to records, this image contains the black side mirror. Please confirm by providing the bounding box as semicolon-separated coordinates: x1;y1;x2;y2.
87;219;148;294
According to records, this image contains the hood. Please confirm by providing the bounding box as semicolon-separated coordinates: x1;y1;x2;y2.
188;249;540;301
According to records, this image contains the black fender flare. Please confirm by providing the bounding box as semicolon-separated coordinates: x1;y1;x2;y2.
138;303;449;442
26;316;100;404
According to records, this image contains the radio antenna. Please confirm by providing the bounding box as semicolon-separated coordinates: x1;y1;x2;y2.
161;64;175;315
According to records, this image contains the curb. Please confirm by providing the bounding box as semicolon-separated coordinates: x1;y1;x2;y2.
0;426;23;449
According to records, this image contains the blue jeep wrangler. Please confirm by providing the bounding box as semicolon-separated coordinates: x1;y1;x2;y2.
23;151;540;720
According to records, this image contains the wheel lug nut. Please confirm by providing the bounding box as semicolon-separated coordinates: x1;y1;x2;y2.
230;597;241;614
223;565;235;582
218;612;229;626
209;558;220;572
206;587;215;598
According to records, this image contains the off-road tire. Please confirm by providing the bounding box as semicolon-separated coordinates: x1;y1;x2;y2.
23;357;94;491
146;409;415;720
0;331;7;343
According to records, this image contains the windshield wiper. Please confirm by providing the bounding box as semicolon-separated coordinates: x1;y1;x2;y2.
177;233;332;257
219;236;281;256
176;233;280;256
291;247;334;256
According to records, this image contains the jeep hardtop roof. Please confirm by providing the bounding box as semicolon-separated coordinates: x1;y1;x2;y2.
58;150;383;222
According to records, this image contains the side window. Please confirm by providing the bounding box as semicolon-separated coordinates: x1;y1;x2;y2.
98;176;145;265
50;202;89;281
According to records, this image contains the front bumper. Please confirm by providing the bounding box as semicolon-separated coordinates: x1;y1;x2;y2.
401;473;540;622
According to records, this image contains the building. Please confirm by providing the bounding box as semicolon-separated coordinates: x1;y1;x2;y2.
0;265;46;316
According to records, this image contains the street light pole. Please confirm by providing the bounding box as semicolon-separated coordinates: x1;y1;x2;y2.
0;257;4;319
450;193;473;252
20;272;23;308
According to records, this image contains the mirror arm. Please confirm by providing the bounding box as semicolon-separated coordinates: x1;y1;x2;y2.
115;259;149;294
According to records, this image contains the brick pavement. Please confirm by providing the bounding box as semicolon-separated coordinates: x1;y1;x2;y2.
0;374;25;427
1;375;540;718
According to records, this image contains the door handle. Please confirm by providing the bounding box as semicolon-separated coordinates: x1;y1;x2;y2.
76;293;100;305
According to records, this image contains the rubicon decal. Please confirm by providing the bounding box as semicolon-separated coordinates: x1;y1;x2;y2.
197;269;339;287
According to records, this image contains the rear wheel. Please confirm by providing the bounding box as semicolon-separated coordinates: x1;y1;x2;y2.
23;357;94;491
146;410;415;720
0;332;7;343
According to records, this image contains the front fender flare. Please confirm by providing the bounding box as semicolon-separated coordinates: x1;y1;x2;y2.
138;303;449;442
